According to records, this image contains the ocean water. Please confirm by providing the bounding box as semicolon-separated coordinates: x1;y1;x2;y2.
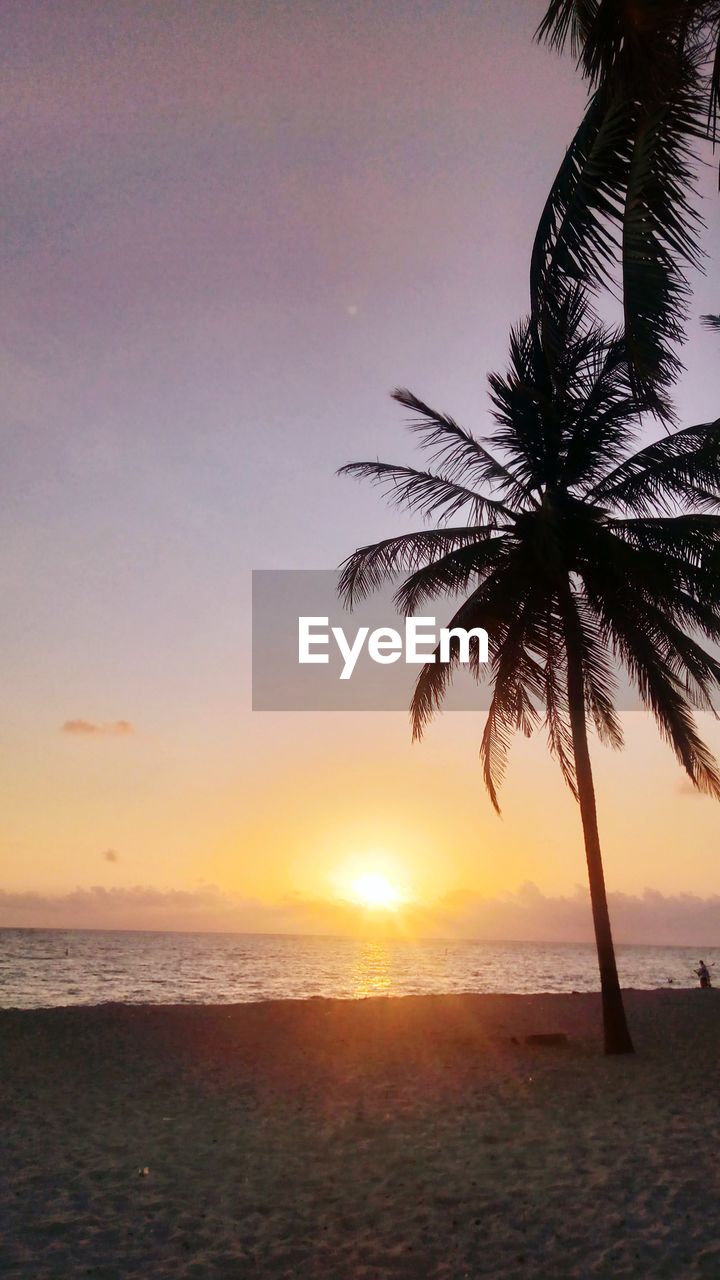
0;928;717;1009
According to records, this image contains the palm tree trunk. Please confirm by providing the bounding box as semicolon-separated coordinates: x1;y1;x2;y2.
564;612;635;1055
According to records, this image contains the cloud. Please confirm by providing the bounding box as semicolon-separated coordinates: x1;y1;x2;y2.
102;849;119;863
423;883;720;947
0;885;247;932
61;719;135;737
2;881;720;946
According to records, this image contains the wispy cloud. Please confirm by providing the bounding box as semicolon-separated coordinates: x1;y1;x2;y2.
61;719;135;737
101;849;119;863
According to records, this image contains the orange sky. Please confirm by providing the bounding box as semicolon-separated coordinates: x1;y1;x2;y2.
3;706;720;941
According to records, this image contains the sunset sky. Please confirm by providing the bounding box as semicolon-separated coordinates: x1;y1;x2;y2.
2;0;720;942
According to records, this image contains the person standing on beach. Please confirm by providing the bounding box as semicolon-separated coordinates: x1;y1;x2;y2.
695;961;712;989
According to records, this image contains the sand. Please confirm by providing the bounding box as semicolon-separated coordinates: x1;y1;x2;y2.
2;989;720;1278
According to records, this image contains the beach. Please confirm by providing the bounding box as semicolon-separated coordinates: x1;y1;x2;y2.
2;989;719;1278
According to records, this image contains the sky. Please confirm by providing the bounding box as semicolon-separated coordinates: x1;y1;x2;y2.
1;0;720;942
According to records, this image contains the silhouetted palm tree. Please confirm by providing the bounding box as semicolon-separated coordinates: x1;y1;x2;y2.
534;1;720;421
338;289;720;1055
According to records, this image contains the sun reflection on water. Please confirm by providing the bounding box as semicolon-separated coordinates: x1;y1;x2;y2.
352;940;394;998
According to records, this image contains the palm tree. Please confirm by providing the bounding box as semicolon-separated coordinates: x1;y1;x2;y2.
533;1;720;421
338;288;720;1055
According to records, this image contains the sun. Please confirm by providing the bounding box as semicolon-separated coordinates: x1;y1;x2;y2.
350;871;403;911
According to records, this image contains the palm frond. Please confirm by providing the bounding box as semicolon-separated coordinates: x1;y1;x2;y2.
533;7;710;420
536;0;628;86
611;512;720;556
581;516;720;635
710;13;720;141
581;542;720;782
390;388;533;508
487;318;555;485
480;605;544;813
535;0;601;65
590;418;720;513
337;526;491;608
530;87;629;320
561;334;643;487
542;605;579;796
609;514;720;612
573;595;624;748
611;624;720;794
620;71;705;420
337;461;511;525
409;571;510;741
394;537;509;615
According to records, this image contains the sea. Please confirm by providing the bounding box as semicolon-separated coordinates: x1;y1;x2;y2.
0;929;717;1009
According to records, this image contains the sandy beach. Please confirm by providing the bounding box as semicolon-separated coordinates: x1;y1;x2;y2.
2;989;720;1278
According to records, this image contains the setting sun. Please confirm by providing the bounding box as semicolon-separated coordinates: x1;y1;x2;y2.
350;872;403;911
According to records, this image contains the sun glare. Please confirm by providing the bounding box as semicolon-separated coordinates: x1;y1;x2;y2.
350;871;403;911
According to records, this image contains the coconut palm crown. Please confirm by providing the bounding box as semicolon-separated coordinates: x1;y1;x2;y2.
534;0;720;421
338;288;720;1054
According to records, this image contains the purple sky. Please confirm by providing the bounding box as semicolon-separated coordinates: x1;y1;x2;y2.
0;1;594;724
